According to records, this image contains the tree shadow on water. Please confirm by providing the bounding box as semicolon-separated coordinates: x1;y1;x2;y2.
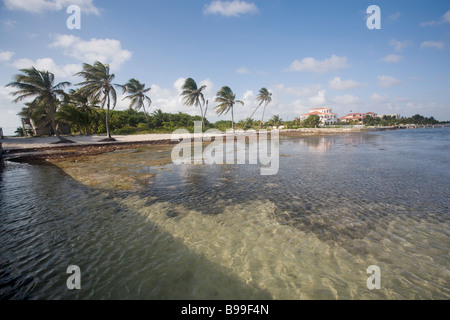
0;163;272;300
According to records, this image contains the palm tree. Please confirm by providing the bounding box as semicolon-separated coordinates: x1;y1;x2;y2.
75;61;118;141
6;67;72;143
58;89;101;135
14;127;25;137
180;78;207;128
243;88;272;130
269;115;283;128
121;78;152;129
256;88;272;129
151;108;166;127
214;86;244;132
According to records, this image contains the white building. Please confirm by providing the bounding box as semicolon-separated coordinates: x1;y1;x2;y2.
301;107;337;125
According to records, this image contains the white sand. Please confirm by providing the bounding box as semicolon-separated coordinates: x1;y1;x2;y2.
0;131;246;150
0;134;178;150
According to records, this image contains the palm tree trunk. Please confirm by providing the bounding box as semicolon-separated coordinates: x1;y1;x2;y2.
259;103;267;130
142;104;150;130
199;104;204;129
50;98;73;143
231;105;235;133
103;94;116;141
244;104;262;129
105;94;112;140
204;100;208;128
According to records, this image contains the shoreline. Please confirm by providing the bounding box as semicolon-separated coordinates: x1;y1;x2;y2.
0;126;434;163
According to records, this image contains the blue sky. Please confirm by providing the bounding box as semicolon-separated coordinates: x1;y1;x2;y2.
0;0;449;135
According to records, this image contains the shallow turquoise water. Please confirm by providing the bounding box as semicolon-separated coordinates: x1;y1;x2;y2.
0;128;449;299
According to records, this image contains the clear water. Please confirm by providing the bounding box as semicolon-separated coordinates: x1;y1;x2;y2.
0;128;449;299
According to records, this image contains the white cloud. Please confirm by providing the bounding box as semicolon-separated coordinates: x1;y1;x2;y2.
328;77;367;90
11;57;80;79
147;83;183;115
173;77;186;92
285;55;348;73
378;75;401;88
50;34;132;70
236;67;250;74
134;78;218;118
240;90;256;114
370;93;389;103
280;90;328;116
0;86;25;135
266;84;326;119
445;11;450;23
273;84;323;97
308;89;327;106
420;21;437;27
389;12;401;21
2;19;16;28
420;10;450;27
150;77;217;115
3;0;100;15
389;39;412;52
381;54;403;63
199;78;215;101
51;34;78;47
332;94;360;105
242;90;254;100
0;50;14;61
420;41;445;50
203;0;258;17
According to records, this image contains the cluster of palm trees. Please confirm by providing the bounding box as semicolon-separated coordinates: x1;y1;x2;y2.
7;61;273;143
7;61;153;143
180;78;272;132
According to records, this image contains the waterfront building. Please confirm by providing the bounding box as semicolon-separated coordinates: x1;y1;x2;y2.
300;107;337;125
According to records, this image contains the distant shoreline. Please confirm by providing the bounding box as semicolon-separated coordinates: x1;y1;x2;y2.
1;125;447;164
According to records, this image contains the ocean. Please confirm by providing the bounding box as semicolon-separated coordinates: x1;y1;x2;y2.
0;128;448;299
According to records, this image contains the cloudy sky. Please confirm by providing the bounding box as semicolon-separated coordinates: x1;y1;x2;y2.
0;0;449;135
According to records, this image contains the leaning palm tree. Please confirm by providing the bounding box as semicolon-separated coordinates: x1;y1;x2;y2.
243;88;272;130
180;78;207;128
75;61;117;141
6;67;72;143
256;88;272;129
121;78;152;129
214;86;244;132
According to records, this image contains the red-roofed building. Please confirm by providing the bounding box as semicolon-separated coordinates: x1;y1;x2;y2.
300;107;337;125
339;112;378;123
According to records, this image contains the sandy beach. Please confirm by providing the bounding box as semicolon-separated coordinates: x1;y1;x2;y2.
0;134;177;150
